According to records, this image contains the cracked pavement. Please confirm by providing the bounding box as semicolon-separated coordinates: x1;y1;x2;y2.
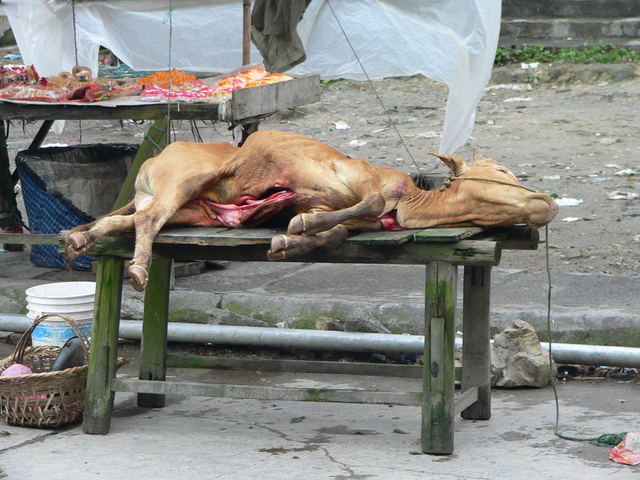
1;351;637;479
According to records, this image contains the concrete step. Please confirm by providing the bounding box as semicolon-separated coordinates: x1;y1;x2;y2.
499;35;640;53
502;0;640;19
501;17;640;41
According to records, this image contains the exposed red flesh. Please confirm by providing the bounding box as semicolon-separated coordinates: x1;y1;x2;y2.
181;189;297;228
370;211;406;231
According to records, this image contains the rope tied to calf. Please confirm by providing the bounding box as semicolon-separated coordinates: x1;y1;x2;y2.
439;174;541;193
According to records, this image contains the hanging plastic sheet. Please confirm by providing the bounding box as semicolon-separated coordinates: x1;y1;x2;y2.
3;0;501;154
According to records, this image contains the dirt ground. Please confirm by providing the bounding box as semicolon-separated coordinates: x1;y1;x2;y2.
4;62;640;277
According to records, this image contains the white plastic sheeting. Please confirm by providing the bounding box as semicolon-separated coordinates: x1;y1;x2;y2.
3;0;501;153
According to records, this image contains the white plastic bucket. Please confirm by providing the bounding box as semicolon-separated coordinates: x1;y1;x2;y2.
30;315;93;347
25;282;96;347
27;309;94;320
27;307;94;319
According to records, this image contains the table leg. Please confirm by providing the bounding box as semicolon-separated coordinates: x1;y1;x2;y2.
0;120;21;250
138;258;172;408
239;121;259;146
83;256;124;434
29;120;55;149
422;261;457;455
461;265;492;420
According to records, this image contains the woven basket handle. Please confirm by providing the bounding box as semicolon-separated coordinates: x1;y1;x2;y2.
14;314;91;365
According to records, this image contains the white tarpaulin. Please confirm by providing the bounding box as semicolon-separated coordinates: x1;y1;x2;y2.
4;0;501;153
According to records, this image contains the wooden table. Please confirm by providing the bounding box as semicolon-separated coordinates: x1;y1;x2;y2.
0;76;321;236
43;224;537;455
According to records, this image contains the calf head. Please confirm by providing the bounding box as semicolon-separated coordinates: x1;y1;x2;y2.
428;152;558;229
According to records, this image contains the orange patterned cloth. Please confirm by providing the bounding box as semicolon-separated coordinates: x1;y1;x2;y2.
136;68;197;88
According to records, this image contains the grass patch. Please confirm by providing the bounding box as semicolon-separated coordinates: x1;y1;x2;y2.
495;42;640;66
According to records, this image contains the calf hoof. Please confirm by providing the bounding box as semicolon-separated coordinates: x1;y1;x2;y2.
268;234;323;260
268;235;289;261
65;232;89;259
287;213;327;236
127;264;148;292
287;214;308;235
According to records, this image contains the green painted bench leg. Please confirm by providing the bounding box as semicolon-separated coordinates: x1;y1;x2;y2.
83;256;124;434
461;265;492;420
138;258;172;408
422;261;457;455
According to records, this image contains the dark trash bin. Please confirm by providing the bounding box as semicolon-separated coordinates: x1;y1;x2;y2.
15;143;138;269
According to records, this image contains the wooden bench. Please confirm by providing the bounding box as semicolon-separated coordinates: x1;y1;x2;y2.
51;225;538;455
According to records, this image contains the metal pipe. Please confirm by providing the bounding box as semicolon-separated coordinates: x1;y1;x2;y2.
2;314;640;368
0;314;423;354
538;342;640;369
124;320;424;355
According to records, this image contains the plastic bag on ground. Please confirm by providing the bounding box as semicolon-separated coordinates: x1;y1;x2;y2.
610;433;640;466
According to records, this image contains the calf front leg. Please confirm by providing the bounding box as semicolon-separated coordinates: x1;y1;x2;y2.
287;192;386;236
126;205;182;292
126;171;227;291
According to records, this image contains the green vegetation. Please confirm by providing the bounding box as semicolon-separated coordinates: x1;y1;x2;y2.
495;42;640;66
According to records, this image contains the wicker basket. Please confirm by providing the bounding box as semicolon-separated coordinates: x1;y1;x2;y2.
0;314;125;428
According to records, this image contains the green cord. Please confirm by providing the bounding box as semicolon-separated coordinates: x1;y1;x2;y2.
142;134;166;152
545;225;627;447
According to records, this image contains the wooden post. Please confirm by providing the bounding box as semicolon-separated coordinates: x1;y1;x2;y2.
461;265;492;420
422;261;457;454
243;0;251;66
0;120;19;243
29;120;55;149
239;121;259;146
138;257;172;408
83;256;124;434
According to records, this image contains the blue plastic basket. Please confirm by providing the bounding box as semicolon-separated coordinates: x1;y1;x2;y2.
15;143;138;269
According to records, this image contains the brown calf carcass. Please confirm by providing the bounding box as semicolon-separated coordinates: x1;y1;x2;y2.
65;130;558;291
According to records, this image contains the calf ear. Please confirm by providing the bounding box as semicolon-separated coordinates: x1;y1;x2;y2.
428;153;469;176
472;147;497;165
473;147;483;163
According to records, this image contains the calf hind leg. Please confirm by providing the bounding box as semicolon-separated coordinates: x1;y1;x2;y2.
287;192;385;236
65;202;136;260
126;200;196;291
268;224;348;260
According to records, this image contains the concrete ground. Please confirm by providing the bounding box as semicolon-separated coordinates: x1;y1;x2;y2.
0;248;639;479
0;351;637;480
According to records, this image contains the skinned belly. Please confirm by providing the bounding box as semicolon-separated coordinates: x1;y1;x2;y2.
170;189;298;228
